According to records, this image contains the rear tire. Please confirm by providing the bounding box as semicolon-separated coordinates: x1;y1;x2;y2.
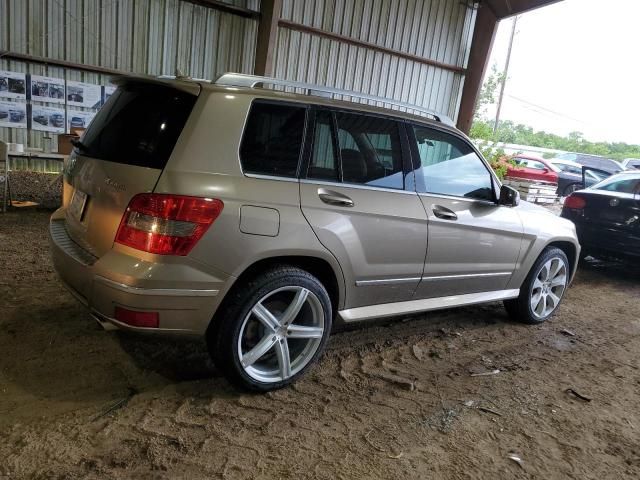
208;266;332;392
563;183;580;196
504;247;570;324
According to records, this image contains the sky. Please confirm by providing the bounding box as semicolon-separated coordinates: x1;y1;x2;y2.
484;0;640;145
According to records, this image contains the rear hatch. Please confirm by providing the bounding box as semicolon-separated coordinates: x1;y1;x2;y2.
63;79;199;257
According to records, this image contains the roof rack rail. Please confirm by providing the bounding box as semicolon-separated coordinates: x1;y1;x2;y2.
215;73;454;126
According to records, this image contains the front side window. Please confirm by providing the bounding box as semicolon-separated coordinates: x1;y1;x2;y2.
527;160;546;170
240;102;306;177
307;110;405;190
410;125;494;201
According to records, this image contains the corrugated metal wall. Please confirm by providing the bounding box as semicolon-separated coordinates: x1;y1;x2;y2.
0;0;259;147
1;0;476;150
275;0;475;121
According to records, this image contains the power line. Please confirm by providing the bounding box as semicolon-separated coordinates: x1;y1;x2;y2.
506;93;588;125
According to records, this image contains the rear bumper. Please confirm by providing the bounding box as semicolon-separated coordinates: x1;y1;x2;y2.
49;210;233;335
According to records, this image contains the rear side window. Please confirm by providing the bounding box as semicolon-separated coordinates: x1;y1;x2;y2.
240;102;306;177
79;83;197;169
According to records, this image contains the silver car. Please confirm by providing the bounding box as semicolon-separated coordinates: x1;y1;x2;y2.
49;73;580;391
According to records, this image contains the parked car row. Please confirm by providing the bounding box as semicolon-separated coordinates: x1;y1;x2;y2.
506;151;640;264
506;151;634;197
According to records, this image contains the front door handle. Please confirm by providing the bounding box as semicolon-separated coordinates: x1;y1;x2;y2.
432;205;457;220
318;188;354;207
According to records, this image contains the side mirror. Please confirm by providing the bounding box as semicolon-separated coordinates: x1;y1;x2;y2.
499;185;520;207
542;168;549;173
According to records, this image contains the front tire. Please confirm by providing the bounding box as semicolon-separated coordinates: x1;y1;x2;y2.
208;266;332;392
504;247;570;324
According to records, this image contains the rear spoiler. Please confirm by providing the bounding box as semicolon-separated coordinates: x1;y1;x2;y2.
109;73;202;96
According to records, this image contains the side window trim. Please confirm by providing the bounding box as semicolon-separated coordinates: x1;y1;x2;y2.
406;121;499;203
399;120;417;192
330;110;344;182
302;107;342;183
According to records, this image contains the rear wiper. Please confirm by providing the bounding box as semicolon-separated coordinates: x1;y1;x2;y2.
70;137;90;153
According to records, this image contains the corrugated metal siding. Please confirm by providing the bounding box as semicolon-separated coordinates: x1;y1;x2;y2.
0;0;259;148
1;0;476;150
275;0;476;121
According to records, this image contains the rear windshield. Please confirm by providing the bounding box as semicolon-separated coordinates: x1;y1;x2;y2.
78;83;197;169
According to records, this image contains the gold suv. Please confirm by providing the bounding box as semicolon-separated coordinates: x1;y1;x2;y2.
50;73;580;391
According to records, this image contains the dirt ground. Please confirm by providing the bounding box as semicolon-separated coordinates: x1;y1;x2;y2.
1;210;639;479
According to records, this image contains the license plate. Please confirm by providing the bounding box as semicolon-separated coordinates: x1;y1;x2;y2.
69;190;88;221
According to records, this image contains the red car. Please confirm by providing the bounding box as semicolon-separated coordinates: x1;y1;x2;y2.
507;154;559;184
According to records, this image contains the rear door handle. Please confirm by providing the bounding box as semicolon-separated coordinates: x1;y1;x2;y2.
318;188;354;207
432;205;457;221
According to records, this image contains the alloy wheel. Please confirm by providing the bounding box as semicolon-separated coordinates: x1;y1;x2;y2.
237;286;325;383
530;257;567;319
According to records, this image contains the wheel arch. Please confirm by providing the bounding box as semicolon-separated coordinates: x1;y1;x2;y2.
235;256;343;312
208;255;345;338
547;240;578;282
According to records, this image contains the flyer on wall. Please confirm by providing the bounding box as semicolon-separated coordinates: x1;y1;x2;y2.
0;100;27;128
0;70;27;100
67;81;102;108
103;85;116;104
31;105;66;133
67;110;96;132
31;75;66;104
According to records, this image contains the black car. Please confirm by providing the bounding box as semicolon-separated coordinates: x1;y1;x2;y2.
551;159;610;196
561;171;640;261
553;152;623;174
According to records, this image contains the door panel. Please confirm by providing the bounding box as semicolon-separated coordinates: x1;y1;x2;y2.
407;123;523;299
300;182;427;308
300;109;428;309
414;195;523;298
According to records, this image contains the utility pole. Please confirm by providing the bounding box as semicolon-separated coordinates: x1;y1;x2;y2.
494;15;518;134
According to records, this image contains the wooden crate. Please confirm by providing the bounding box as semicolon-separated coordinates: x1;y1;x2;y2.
503;177;559;204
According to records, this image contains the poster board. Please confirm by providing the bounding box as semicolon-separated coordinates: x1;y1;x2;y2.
67;109;96;132
67;81;102;108
31;105;66;133
31;75;65;104
0;100;27;129
0;70;27;100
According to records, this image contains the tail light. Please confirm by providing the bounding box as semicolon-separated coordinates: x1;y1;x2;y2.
564;194;586;210
115;193;223;255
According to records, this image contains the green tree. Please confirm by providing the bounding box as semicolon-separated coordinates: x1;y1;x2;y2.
473;64;505;122
471;119;640;161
